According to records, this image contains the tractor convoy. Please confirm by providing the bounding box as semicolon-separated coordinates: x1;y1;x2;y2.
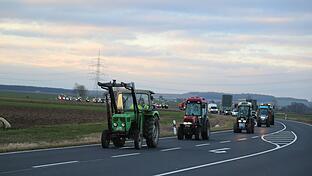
98;80;275;149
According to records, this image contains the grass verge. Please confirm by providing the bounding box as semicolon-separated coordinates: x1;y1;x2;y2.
275;113;312;124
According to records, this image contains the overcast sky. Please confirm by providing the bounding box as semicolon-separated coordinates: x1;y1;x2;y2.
0;0;311;100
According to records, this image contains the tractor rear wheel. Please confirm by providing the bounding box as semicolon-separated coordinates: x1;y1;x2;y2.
112;137;125;148
195;127;200;140
233;122;240;133
271;116;275;125
144;116;160;148
201;121;210;140
246;120;253;133
101;130;110;148
257;119;261;127
134;130;143;149
177;126;184;140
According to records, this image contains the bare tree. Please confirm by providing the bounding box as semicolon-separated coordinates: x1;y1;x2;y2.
74;83;87;98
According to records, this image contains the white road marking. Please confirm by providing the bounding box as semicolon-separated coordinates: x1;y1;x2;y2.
251;136;259;139
209;148;230;154
219;140;231;144
195;143;210;147
32;161;78;168
211;130;232;134
237;138;247;141
161;147;181;152
120;144;147;149
154;122;297;176
111;153;140;158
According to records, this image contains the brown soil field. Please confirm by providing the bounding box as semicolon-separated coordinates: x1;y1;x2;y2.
0;105;107;128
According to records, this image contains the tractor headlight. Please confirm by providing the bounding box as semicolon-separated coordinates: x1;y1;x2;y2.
243;120;246;123
113;123;118;127
238;120;242;123
121;123;125;127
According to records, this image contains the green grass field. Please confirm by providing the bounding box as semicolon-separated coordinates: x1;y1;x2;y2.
275;113;312;124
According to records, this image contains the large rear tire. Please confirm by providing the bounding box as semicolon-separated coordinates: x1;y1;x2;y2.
177;126;184;140
271;116;275;125
246;120;253;134
195;127;200;140
257;119;261;127
201;121;210;140
144;116;160;148
101;130;110;148
266;120;270;127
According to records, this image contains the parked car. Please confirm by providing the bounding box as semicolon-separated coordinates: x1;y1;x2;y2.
231;109;238;116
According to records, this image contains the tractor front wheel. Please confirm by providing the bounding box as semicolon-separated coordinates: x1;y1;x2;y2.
112;137;125;148
101;130;110;148
233;122;240;133
145;116;160;148
134;130;143;149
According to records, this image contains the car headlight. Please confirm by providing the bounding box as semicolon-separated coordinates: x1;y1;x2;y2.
113;123;118;127
121;123;125;127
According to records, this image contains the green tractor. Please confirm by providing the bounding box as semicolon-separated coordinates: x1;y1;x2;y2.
98;80;160;149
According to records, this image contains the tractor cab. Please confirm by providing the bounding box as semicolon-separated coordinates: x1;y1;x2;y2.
113;90;154;132
256;104;274;127
234;102;255;133
184;97;207;124
177;97;210;140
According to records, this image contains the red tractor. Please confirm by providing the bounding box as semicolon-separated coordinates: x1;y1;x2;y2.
177;97;210;140
178;100;186;110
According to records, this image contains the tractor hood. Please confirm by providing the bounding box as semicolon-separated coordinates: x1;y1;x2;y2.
183;116;198;123
112;113;133;132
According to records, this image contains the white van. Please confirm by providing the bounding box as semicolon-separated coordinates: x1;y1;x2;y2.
208;103;218;114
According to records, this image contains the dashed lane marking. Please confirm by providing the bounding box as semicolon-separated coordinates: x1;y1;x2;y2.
161;147;181;152
195;143;210;147
220;140;231;144
32;161;79;168
111;153;141;158
237;138;247;141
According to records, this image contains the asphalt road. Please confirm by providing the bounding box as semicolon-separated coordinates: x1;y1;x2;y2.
0;119;311;176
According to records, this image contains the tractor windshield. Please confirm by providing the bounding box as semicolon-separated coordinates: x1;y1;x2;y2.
185;102;201;116
238;106;250;117
259;109;268;116
118;93;149;111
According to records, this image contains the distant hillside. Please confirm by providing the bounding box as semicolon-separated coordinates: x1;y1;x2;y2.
0;84;310;108
155;92;311;108
0;85;74;95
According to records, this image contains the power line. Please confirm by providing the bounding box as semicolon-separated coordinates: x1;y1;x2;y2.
89;49;108;97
